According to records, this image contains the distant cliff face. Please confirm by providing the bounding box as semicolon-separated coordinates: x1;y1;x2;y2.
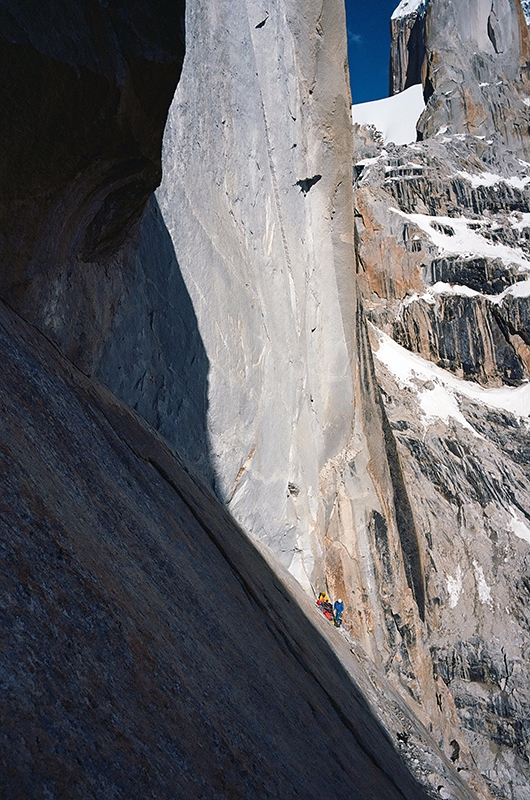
390;1;428;94
390;0;530;158
355;134;530;800
418;0;530;153
355;4;530;796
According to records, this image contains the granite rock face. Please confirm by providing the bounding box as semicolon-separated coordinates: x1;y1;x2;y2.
151;0;366;584
0;294;441;800
418;0;530;155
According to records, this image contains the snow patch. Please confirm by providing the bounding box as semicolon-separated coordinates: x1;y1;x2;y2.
352;85;425;146
501;279;530;300
355;154;385;168
456;170;530;190
447;567;463;608
429;281;482;299
509;211;530;231
391;208;530;270
373;327;530;420
418;385;477;433
391;0;426;19
473;561;492;606
508;509;530;546
407;279;530;306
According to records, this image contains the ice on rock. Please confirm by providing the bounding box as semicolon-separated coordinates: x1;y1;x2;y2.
509;509;530;546
391;207;530;270
473;562;492;607
446;567;463;608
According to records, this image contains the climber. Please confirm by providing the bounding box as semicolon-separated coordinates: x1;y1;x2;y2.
317;590;330;604
333;598;344;627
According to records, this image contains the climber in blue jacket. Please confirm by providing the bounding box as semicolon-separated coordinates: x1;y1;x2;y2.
333;598;344;627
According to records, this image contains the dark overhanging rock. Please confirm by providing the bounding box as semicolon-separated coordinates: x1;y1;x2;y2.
0;0;185;364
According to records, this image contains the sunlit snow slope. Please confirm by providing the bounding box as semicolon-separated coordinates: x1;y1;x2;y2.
352;84;425;145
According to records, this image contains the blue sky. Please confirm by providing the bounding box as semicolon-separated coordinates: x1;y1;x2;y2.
345;0;400;104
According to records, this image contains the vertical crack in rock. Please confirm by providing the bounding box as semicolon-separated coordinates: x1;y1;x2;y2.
357;296;426;621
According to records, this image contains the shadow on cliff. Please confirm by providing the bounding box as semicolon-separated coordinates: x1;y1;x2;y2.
95;194;215;487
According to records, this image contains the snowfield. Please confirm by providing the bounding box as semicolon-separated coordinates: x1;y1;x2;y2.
456;170;530;190
403;279;530;309
373;326;530;424
352;84;425;146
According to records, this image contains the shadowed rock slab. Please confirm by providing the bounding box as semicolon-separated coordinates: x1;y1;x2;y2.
0;297;439;799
